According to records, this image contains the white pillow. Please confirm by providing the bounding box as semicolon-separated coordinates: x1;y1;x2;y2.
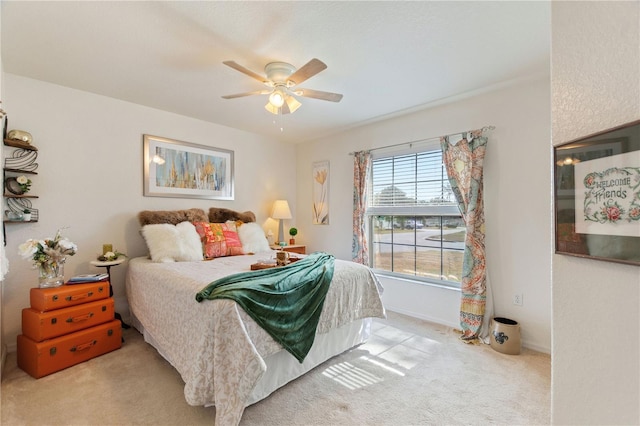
141;222;203;262
175;221;204;261
238;222;271;254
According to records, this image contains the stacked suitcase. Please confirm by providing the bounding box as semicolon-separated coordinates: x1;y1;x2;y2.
17;281;122;378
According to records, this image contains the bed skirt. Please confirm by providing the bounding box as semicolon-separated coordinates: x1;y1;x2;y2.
129;312;372;407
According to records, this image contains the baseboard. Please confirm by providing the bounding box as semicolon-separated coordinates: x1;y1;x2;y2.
385;307;550;354
385;306;460;329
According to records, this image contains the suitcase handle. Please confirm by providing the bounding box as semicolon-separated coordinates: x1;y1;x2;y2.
65;291;93;302
70;340;97;352
66;312;94;323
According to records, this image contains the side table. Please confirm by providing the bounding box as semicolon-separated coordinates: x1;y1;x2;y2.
90;257;130;329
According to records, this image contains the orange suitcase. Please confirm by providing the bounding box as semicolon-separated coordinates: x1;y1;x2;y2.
22;298;115;342
17;320;122;379
29;282;109;312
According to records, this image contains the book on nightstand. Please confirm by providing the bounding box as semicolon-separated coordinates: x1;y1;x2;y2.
67;273;109;284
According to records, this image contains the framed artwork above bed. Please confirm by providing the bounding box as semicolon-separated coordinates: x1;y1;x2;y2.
143;134;234;200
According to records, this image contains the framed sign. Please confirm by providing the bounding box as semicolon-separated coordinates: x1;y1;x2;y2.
554;119;640;265
143;135;234;200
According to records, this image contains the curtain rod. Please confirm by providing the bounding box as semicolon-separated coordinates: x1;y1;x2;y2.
348;125;495;156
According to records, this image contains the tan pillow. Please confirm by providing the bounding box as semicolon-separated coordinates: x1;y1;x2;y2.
208;208;256;223
138;208;208;226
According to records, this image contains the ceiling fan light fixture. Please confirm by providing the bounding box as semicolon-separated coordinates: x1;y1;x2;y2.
268;89;285;108
265;102;280;115
285;95;301;113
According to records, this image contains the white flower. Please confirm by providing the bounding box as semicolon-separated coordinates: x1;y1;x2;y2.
16;175;28;184
58;238;77;254
18;240;38;259
19;229;77;266
103;251;115;258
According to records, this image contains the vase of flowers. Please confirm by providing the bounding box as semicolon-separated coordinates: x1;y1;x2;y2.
19;229;77;288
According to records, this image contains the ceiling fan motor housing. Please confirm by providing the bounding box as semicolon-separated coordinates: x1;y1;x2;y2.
264;62;296;84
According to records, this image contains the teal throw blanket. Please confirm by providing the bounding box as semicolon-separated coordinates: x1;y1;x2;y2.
195;252;335;363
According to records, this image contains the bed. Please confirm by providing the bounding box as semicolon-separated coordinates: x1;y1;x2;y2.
126;208;385;425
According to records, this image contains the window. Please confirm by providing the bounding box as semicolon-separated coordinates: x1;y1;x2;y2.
368;145;465;286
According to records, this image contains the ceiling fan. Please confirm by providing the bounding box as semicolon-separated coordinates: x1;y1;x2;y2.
221;58;343;115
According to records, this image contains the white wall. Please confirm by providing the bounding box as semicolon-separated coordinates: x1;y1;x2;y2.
0;2;5;375
1;74;297;350
296;75;552;352
551;2;640;424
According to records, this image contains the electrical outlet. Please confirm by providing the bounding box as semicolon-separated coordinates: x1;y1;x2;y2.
513;293;523;306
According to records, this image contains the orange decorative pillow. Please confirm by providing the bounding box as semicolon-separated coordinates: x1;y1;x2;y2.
193;222;243;259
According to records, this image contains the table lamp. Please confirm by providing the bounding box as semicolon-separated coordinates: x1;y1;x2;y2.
271;200;292;244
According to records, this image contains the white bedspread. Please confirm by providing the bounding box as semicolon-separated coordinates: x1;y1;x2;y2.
126;253;385;425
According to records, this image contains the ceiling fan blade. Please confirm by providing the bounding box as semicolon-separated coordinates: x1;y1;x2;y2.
223;61;268;84
222;90;270;99
287;58;327;86
295;88;343;102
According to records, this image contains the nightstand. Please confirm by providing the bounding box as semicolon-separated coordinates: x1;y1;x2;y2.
271;245;306;254
90;257;129;329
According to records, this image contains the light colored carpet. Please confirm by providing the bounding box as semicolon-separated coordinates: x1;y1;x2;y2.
1;311;550;425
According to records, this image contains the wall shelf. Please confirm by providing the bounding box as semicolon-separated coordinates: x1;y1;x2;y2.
3;137;40;223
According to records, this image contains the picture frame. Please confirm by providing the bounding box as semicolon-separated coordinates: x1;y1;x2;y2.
554;119;640;265
312;160;330;225
143;134;234;200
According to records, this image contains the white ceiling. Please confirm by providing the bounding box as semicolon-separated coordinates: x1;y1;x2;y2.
1;1;550;143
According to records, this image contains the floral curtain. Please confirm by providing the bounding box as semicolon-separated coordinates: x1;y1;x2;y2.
440;131;488;341
352;151;371;264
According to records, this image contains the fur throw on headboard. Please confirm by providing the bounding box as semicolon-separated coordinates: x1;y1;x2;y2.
137;207;256;226
208;208;256;223
138;208;208;226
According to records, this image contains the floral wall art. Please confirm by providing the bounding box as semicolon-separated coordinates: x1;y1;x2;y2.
554;119;640;265
312;160;329;225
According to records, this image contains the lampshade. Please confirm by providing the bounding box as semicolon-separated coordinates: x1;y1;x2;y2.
271;200;292;219
284;95;301;114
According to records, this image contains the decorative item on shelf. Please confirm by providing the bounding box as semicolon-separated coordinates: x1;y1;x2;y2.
97;249;127;262
6;198;38;222
6;210;23;221
18;229;78;288
266;229;275;246
7;129;33;144
5;176;26;195
16;175;31;193
4;147;38;170
22;209;31;221
288;227;298;245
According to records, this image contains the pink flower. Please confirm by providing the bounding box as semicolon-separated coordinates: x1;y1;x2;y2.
605;206;621;222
